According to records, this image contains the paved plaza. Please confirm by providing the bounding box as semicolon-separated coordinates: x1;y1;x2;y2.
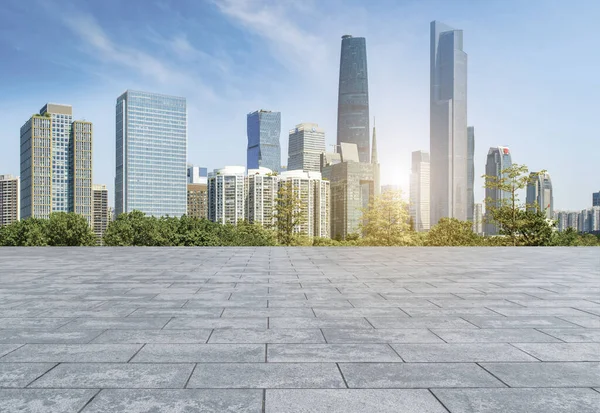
0;247;599;412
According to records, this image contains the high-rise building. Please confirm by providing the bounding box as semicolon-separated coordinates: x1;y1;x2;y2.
0;175;20;226
322;143;376;240
526;172;553;219
473;203;483;235
430;21;468;226
92;184;108;244
187;183;208;219
187;165;208;184
247;110;281;172
337;35;370;163
287;123;326;172
115;90;187;218
484;146;512;235
371;123;380;196
20;103;92;223
207;166;245;224
593;191;600;207
246;168;278;228
409;151;430;232
467;126;475;222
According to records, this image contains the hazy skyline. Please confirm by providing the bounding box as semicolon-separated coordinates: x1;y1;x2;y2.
1;0;598;211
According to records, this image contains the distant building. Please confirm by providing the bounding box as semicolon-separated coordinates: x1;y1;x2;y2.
337;35;370;163
187;165;208;185
287;123;326;172
381;185;401;194
207;166;245;224
247;110;281;172
484;146;512;235
526;172;553;219
467;126;475;222
473;203;483;235
246;168;278;228
115;90;187;218
409;151;430;232
20;103;92;224
108;207;114;222
0;175;19;226
593;191;600;207
371;123;381;196
92;184;108;244
576;207;600;233
187;183;208;219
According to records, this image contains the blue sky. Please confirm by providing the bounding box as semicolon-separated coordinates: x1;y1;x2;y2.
1;0;598;211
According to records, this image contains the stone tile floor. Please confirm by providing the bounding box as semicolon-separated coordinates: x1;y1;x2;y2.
0;247;599;412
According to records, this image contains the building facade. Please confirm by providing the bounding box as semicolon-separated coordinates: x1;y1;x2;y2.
484;146;512;235
187;183;208;219
410;151;431;232
526;172;553;219
593;191;600;207
207;166;245;225
371;124;381;196
115;90;187;218
430;21;468;225
187;165;208;184
287;123;326;172
0;175;19;226
20;104;92;223
337;35;370;163
247;110;281;172
92;184;108;244
473;203;483;235
246;168;278;228
467;126;475;222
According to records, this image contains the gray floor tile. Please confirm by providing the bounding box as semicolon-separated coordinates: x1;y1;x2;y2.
30;363;194;388
268;344;402;362
269;317;373;329
1;344;142;363
0;318;73;329
131;344;265;362
265;389;449;412
164;318;267;329
540;328;600;342
61;318;171;330
481;361;600;387
391;343;537;362
313;308;408;318
367;317;478;329
433;388;600;413
92;329;212;344
511;342;600;361
0;363;56;387
339;363;504;388
0;330;103;344
432;328;560;343
322;328;444;343
0;389;98;413
557;315;600;328
222;308;315;317
463;316;582;329
188;363;345;388
208;328;326;343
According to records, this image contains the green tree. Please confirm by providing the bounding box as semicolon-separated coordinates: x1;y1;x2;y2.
273;181;305;246
427;218;482;246
0;218;48;246
103;210;160;246
360;190;412;245
46;212;96;246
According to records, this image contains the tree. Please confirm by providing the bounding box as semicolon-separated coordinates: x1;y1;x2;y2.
427;218;482;246
273;180;305;246
360;190;412;245
0;218;48;246
46;212;96;246
483;164;554;246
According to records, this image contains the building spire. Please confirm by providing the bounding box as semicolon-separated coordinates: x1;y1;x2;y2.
371;117;378;165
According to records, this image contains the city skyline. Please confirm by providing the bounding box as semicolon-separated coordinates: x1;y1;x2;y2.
1;0;598;212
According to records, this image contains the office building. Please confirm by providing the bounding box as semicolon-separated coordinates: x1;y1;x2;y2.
473;203;483;235
526;172;553;219
20;103;92;223
115;90;187;218
430;21;468;225
484;146;512;235
0;175;19;226
207;166;245;224
287;123;326;172
409;151;430;232
187;183;208;219
337;35;370;163
187;165;208;184
246;168;278;228
467;126;475;222
92;184;108;244
593;191;600;207
247;110;281;172
322;143;376;240
371;123;380;196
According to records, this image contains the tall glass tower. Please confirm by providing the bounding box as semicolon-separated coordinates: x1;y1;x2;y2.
467;126;475;222
485;146;512;235
115;90;187;218
430;21;468;225
337;35;370;163
526;172;553;219
247;110;281;172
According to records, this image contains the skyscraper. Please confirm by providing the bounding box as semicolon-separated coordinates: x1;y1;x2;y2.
473;203;483;235
247;110;281;172
92;184;108;244
115;90;187;218
410;151;431;232
371;123;381;196
287;123;326;172
467;126;475;222
526;172;553;219
484;146;512;235
0;175;19;226
207;166;245;224
20;104;92;223
593;191;600;207
430;21;468;225
337;35;370;163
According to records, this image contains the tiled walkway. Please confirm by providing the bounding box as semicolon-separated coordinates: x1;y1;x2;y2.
0;247;599;412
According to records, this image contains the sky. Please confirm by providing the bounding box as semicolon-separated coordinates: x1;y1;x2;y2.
1;0;598;211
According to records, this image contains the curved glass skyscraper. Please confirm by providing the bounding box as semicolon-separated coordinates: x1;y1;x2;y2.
247;110;281;173
485;146;512;235
337;35;370;163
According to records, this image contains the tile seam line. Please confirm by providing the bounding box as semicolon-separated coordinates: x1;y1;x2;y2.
76;389;102;413
23;362;61;388
428;389;452;413
475;362;512;388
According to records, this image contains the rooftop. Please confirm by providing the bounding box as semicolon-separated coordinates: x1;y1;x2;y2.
0;247;599;412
